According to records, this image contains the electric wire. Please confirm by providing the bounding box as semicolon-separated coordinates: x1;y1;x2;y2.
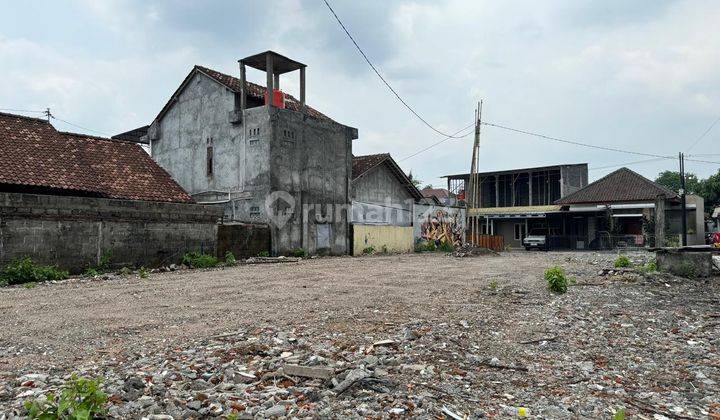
52;116;112;137
0;108;45;114
398;122;475;163
322;0;467;139
686;114;720;152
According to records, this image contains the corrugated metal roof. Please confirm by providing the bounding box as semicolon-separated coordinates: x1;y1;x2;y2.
469;205;561;216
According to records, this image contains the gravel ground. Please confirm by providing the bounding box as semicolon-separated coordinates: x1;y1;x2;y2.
0;251;718;419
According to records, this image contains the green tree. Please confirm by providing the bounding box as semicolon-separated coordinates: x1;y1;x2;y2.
423;184;434;190
655;170;700;194
407;171;422;188
698;169;720;210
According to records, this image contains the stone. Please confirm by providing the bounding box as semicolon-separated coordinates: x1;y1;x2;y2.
283;364;334;380
264;404;286;417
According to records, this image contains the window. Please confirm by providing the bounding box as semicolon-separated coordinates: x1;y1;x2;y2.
206;145;213;177
514;223;526;241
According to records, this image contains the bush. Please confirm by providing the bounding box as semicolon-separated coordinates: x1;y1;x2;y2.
291;248;307;258
675;261;697;279
614;255;631;268
257;250;270;257
438;241;455;252
362;246;375;255
24;374;107;420
0;258;69;286
83;267;99;278
637;260;657;274
414;241;436;252
138;267;149;279
225;251;237;265
545;266;569;294
181;252;219;268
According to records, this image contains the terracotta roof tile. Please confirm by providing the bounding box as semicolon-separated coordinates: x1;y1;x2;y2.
352;153;390;180
0;112;193;203
555;167;678;205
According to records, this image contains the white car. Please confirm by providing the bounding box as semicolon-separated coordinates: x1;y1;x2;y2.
523;229;548;251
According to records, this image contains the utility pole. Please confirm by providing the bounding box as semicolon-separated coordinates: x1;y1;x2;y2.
44;108;52;122
679;152;687;247
466;101;482;245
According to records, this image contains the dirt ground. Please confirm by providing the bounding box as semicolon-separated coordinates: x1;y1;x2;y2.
1;251;719;418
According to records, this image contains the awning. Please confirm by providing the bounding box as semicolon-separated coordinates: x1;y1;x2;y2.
468;205;561;219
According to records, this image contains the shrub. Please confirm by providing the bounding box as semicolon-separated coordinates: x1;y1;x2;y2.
614;255;631;268
138;267;149;279
414;241;436;252
257;250;270;257
181;252;219;268
0;258;69;286
24;374;107;420
674;261;697;279
291;248;307;258
637;260;657;274
381;245;388;254
362;246;375;255
438;241;455;252
225;251;237;265
545;266;569;294
83;267;99;278
98;251;112;271
118;267;132;276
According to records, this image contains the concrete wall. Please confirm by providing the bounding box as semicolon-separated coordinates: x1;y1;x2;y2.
150;72;356;256
352;163;414;226
0;193;222;272
269;108;353;256
352;225;413;255
560;164;589;197
413;204;465;246
216;223;270;258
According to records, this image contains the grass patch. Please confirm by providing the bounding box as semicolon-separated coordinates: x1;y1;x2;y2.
257;250;270;257
24;374;107;420
291;248;307;258
414;241;437;252
614;255;631;268
362;246;375;255
437;241;455;252
0;258;68;287
224;251;236;265
545;266;569;294
138;267;149;279
181;252;219;268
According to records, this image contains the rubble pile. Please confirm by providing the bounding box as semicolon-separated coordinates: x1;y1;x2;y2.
0;252;718;418
452;244;500;258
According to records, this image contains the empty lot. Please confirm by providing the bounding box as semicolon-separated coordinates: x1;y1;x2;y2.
1;251;718;418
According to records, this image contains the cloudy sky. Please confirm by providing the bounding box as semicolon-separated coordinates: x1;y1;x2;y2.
2;0;719;188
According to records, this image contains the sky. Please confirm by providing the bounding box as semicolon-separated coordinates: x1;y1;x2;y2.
1;0;719;189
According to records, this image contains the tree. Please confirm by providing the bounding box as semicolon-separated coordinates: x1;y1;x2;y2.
407;171;422;188
655;171;700;194
698;169;720;210
423;184;434;190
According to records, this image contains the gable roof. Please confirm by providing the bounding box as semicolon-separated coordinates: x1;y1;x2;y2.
155;65;334;124
421;187;450;200
352;153;423;201
0;112;192;203
555;167;678;205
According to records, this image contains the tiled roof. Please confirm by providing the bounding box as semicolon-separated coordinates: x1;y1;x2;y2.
555;167;678;205
421;187;450;200
469;205;561;216
352;153;390;180
0;112;193;203
195;66;332;122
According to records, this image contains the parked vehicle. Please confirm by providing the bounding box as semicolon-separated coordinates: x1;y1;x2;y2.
523;228;548;251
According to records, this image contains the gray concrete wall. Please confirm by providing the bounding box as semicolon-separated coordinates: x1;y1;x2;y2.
352;163;414;226
560;164;589;197
0;193;222;273
269;108;353;255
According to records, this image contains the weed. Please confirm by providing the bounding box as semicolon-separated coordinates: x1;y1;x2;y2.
138;267;149;279
83;267;99;278
674;261;697;279
0;258;69;286
98;251;112;271
362;246;375;255
637;259;657;274
545;266;569;294
614;255;631;268
414;241;436;252
118;267;132;276
224;251;237;265
488;279;498;291
24;282;37;289
257;250;270;257
381;245;388;254
438;241;455;252
291;248;307;258
613;408;626;420
181;252;219;268
24;374;107;420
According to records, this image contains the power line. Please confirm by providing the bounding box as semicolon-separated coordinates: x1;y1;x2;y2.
686;113;720;152
588;158;666;171
322;0;466;139
398;122;475;163
52;116;111;137
0;108;45;114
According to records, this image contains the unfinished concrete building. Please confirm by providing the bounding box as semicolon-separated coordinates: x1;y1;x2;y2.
139;51;358;256
444;164;588;248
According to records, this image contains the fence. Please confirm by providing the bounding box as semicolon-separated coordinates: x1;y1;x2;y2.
468;234;505;251
352;224;414;255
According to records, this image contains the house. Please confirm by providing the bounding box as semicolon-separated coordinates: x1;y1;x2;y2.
444;163;588;248
0;112;221;271
351;153;423;226
138;51;358;256
421;187;451;205
556;167;705;248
